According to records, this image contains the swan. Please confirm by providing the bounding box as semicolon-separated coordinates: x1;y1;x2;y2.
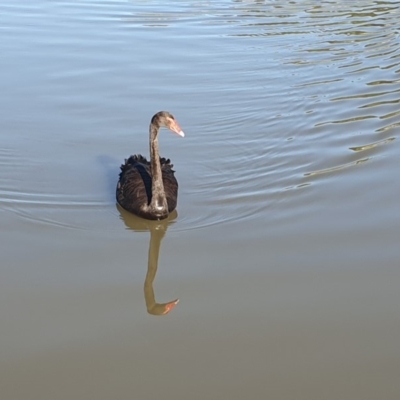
116;111;184;220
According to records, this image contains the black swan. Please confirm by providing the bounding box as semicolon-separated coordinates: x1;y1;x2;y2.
116;111;185;220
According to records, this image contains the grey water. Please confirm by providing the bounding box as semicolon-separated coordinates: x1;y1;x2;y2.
1;1;400;399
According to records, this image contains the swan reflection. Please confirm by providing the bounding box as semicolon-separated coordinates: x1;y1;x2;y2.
117;204;179;315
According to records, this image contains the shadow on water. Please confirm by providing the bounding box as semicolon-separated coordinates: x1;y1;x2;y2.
97;155;121;203
117;204;179;316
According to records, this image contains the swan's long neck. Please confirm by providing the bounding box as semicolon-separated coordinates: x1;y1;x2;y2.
149;124;168;213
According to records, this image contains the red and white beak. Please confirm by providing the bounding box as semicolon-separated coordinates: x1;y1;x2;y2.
169;120;185;137
162;299;180;315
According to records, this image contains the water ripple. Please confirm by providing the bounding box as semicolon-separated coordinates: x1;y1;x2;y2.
304;158;370;177
349;137;395;152
1;0;399;232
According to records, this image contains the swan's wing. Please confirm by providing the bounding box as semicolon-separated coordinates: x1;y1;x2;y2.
117;155;152;209
160;157;178;212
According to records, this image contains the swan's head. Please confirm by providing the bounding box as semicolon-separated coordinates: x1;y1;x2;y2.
152;111;185;137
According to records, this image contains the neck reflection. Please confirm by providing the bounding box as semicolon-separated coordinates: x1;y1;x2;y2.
117;204;179;316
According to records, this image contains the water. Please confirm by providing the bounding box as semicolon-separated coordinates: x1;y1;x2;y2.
1;1;400;399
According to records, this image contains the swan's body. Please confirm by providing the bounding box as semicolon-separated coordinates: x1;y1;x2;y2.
116;111;184;220
117;154;178;220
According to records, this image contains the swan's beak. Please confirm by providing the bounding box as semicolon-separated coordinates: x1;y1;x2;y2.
170;121;185;138
162;299;180;315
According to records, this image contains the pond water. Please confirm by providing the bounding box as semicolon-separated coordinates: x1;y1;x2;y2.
1;1;400;399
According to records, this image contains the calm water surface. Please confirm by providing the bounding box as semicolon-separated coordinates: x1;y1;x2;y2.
1;1;400;399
